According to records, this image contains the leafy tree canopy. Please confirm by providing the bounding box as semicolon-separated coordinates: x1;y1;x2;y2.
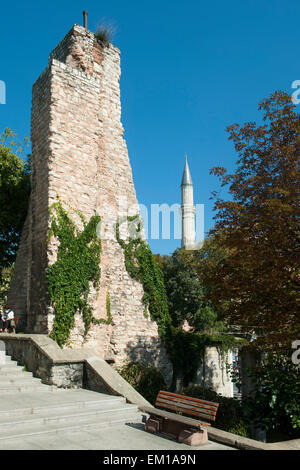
190;92;300;350
0;265;14;309
243;351;300;435
0;128;30;270
156;249;225;333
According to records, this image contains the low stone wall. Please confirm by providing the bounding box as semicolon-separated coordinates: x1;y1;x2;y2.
196;347;234;397
207;425;300;451
174;346;234;397
0;333;150;407
1;334;84;386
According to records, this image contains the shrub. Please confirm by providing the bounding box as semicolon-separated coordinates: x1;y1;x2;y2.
243;351;300;437
94;29;110;46
181;385;250;437
118;361;166;405
94;22;116;47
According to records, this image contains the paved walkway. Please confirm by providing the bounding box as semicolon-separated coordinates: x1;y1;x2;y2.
0;354;234;451
0;421;234;450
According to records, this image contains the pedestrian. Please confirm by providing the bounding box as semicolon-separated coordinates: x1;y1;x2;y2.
3;305;16;333
0;308;7;332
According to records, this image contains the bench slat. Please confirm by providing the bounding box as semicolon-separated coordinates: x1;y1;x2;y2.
156;397;217;417
156;399;217;418
156;405;216;421
155;391;219;422
155;401;215;421
157;391;219;410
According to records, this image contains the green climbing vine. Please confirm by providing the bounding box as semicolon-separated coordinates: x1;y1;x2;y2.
92;289;113;326
106;289;112;323
46;200;103;347
115;215;172;339
116;214;246;388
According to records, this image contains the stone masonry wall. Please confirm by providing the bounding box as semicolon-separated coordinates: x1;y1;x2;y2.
8;25;172;380
174;347;234;397
196;347;233;397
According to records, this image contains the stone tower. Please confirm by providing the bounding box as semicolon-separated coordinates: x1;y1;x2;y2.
181;155;196;249
8;24;171;375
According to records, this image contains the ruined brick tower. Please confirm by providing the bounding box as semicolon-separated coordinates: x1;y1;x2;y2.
8;24;172;375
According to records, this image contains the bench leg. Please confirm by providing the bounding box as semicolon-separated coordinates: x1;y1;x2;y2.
178;428;208;446
145;417;163;434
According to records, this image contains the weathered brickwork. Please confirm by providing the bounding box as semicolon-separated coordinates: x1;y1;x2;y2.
8;25;172;380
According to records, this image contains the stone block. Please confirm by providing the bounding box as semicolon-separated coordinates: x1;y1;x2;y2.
145;417;162;434
178;428;208;446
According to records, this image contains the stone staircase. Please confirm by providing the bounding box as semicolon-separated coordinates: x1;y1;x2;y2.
0;354;141;441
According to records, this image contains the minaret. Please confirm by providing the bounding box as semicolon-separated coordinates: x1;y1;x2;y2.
181;155;196;249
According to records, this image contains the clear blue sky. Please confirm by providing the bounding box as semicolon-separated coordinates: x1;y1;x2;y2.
0;0;299;254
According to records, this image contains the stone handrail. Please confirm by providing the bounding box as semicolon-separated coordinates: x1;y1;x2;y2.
0;333;150;408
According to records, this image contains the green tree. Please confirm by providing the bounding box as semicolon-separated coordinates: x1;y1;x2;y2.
196;92;300;350
0;265;14;309
160;249;224;332
243;351;300;437
0;128;30;270
158;249;242;388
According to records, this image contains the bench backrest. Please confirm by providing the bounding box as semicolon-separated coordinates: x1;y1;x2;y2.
155;390;219;422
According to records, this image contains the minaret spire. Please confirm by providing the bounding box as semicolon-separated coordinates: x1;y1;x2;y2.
181;155;196;249
181;154;193;186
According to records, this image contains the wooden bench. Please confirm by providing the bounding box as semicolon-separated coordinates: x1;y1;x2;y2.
140;390;219;446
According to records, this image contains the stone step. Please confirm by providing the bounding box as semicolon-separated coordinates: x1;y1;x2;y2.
0;384;56;393
0;369;33;377
0;356;141;443
0;401;138;431
0;362;22;370
1;356;18;364
0;376;41;384
0;407;140;441
0;394;127;419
